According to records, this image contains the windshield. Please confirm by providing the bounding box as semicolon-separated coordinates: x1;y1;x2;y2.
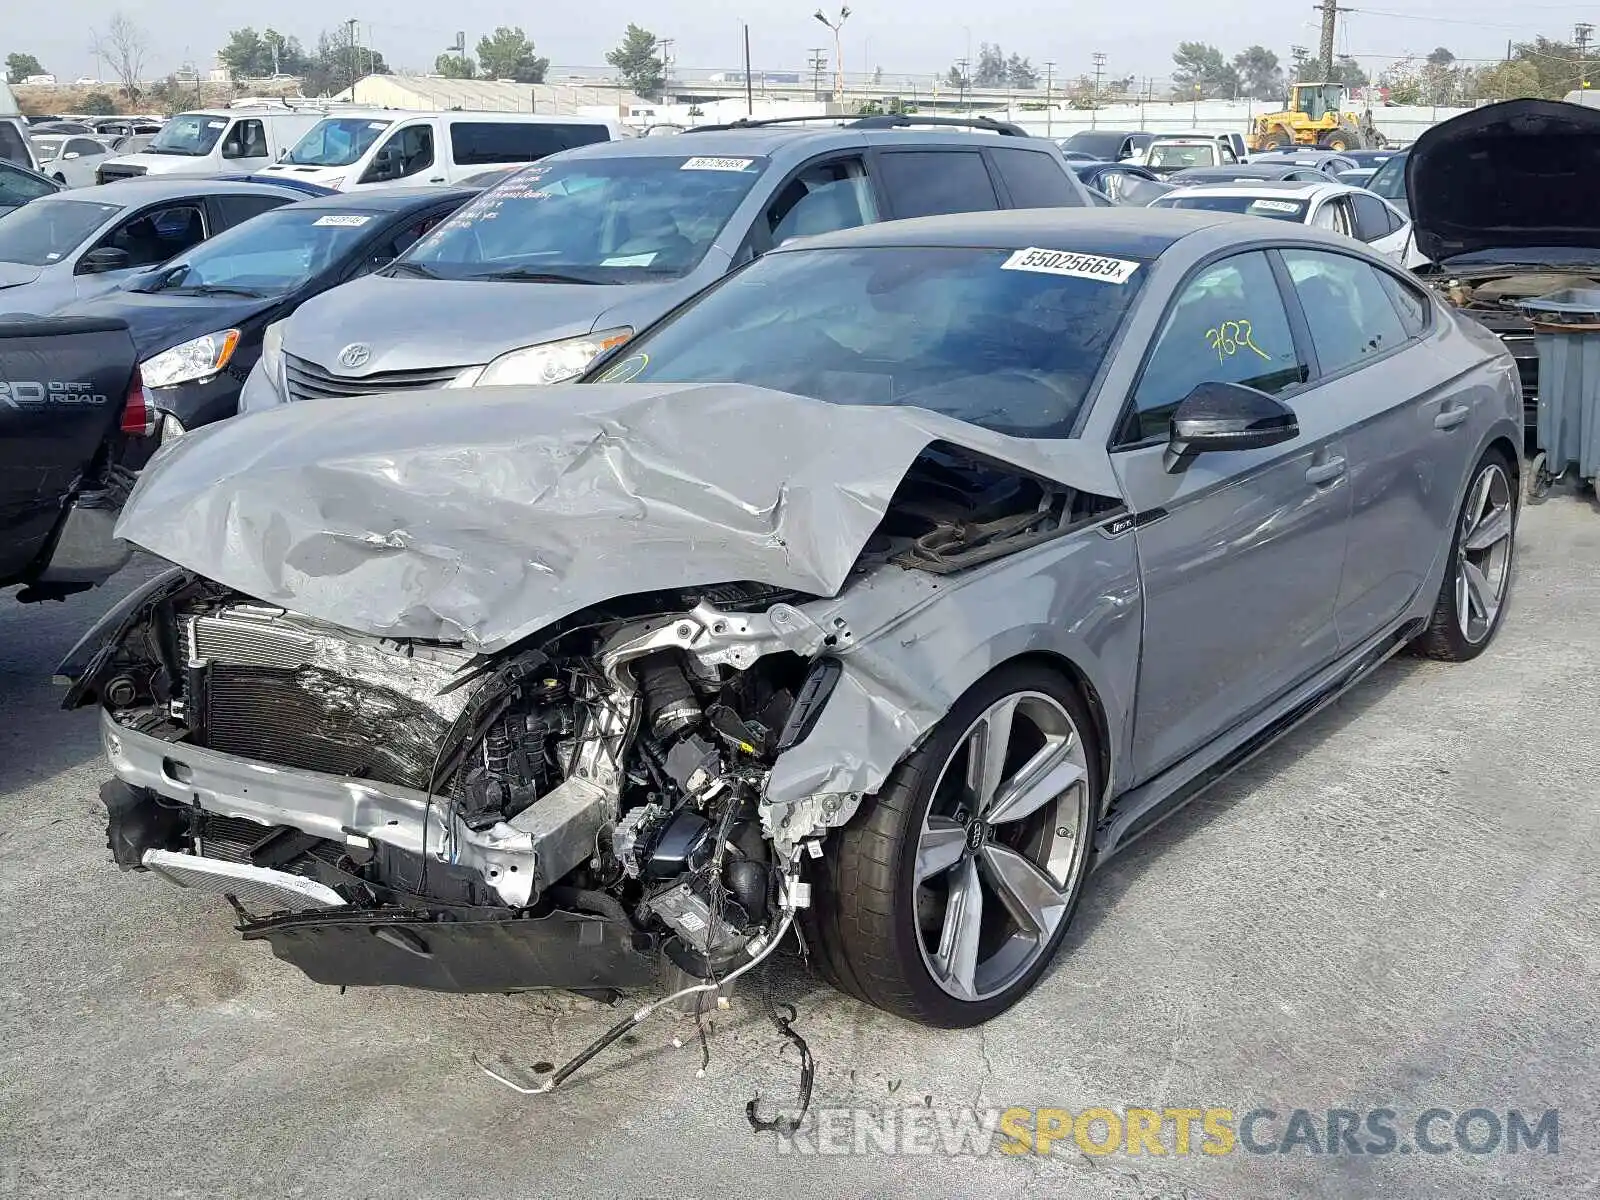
0;198;118;266
1155;194;1310;221
589;245;1147;438
1368;153;1408;202
134;206;386;297
1148;144;1217;168
148;113;228;157
402;155;767;283
286;117;392;167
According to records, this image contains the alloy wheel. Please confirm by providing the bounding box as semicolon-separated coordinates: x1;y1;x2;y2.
914;691;1092;1002
1455;461;1514;644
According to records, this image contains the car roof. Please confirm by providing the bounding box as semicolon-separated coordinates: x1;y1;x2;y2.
773;207;1236;259
552;123;1055;163
1174;163;1311;179
44;177;306;205
1161;180;1337;200
280;185;478;213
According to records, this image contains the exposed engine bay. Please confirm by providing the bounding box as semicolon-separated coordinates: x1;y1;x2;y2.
73;445;1095;996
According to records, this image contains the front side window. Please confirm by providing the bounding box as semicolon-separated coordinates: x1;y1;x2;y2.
0;198;117;265
286;118;392;167
100;205;207;268
1281;249;1411;376
877;151;998;220
0;122;31;167
222;119;268;160
148;113;228;157
362;126;435;183
1127;251;1307;443
401;155;767;282
765;158;877;245
591;245;1148;439
67;138;105;158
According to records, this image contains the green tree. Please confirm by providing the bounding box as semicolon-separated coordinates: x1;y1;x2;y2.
219;28;264;79
219;27;309;79
606;24;664;96
1472;58;1542;100
6;53;46;83
1006;53;1038;90
476;26;548;83
944;64;968;89
1171;41;1238;98
81;90;118;114
973;43;1007;87
1331;55;1368;88
302;26;390;96
1232;45;1283;98
435;52;476;79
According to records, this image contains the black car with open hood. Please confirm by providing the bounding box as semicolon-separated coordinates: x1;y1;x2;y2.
1409;99;1600;427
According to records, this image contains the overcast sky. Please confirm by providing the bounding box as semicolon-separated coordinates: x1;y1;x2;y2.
12;1;1591;83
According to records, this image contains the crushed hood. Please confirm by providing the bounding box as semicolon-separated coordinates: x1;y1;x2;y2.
1408;99;1600;263
114;382;1120;651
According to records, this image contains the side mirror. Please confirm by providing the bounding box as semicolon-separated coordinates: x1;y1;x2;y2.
77;246;131;275
1163;381;1298;473
64;151;81;160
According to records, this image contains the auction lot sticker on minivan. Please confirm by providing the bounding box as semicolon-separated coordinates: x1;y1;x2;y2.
680;156;755;172
1002;248;1140;283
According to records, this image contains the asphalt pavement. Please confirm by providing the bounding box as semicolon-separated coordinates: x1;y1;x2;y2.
2;502;1596;1200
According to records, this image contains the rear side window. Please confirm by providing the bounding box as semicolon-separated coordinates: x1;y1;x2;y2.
0;161;58;206
448;122;610;166
0;122;31;167
1377;270;1430;338
1282;249;1411;375
877;151;999;219
1351;193;1399;242
213;193;292;228
990;148;1081;208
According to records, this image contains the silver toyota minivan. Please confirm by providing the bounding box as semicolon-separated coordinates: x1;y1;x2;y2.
240;117;1090;411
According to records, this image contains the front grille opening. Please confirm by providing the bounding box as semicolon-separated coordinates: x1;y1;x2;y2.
282;354;465;404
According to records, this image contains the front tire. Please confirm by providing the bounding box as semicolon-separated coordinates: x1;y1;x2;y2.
806;663;1100;1027
1412;449;1517;661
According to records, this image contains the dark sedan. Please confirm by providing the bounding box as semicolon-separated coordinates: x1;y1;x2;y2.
1068;161;1172;204
59;186;478;437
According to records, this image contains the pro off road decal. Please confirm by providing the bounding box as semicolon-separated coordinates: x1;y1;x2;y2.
1001;247;1141;284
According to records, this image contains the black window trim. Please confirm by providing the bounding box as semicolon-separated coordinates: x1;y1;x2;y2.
1108;242;1316;451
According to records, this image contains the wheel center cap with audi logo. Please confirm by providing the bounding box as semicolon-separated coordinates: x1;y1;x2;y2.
336;343;371;371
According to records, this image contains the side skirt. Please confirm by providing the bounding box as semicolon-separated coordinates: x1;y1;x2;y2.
1092;614;1426;864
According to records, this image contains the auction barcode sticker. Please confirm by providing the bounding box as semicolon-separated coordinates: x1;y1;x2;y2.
1249;199;1301;214
680;156;755;171
1001;247;1140;283
313;214;372;227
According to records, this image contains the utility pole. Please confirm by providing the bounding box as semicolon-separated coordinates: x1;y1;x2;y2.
1091;51;1106;130
1577;23;1594;91
658;37;674;92
1043;60;1054;137
742;22;753;115
1314;0;1347;81
808;47;828;101
346;17;360;94
956;58;969;114
813;7;850;101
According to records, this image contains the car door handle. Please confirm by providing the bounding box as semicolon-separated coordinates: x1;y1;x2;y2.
1434;404;1470;430
428;176;445;182
1305;456;1347;486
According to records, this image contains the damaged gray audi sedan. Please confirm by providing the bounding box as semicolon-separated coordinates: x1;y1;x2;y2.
61;209;1522;1029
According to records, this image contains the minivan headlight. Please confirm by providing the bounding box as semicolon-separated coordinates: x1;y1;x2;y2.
140;330;241;389
451;328;633;388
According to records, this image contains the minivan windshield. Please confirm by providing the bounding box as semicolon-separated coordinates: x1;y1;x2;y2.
148;113;228;157
588;246;1147;438
399;155;767;283
133;205;387;297
0;197;118;265
286;117;392;167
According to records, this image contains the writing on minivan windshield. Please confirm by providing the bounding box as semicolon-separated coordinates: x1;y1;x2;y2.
148;114;228;157
398;156;767;283
286;118;392;167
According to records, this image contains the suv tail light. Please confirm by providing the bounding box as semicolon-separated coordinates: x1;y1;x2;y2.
120;369;157;437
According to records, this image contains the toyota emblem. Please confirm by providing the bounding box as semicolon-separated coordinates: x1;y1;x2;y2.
337;343;371;370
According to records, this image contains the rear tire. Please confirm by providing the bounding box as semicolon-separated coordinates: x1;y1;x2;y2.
805;662;1101;1027
1267;129;1292;150
1412;449;1517;662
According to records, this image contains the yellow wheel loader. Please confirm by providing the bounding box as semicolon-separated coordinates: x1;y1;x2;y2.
1248;83;1387;152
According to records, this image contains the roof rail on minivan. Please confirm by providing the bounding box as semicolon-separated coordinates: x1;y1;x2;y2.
685;112;1030;137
